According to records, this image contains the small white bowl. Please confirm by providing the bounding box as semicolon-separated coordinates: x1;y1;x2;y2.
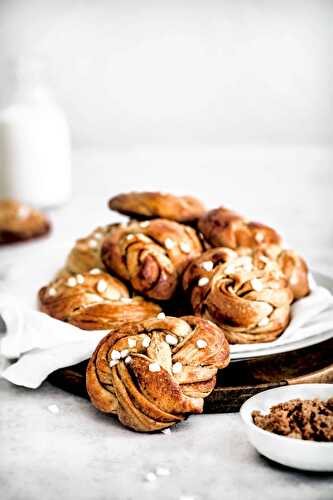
240;384;333;471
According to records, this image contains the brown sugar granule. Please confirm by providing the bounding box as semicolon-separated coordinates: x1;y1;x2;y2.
252;398;333;442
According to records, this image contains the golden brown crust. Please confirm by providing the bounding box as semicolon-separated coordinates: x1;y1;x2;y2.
0;199;50;245
108;191;206;223
237;245;310;301
86;316;230;432
101;219;203;301
198;206;281;250
183;249;293;344
39;271;161;330
56;224;119;279
277;249;310;300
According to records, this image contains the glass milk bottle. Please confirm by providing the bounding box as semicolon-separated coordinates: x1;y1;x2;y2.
0;59;71;207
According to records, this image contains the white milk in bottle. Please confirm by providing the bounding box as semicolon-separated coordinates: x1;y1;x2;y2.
0;59;71;207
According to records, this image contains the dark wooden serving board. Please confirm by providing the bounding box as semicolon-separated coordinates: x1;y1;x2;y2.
48;336;333;413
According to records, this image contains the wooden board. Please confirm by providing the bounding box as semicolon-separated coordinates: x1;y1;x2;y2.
48;337;333;413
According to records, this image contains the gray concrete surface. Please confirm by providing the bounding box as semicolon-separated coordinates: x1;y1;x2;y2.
1;150;333;500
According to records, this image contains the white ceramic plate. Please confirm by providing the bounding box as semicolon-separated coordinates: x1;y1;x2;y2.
1;244;333;362
231;329;333;362
240;384;333;471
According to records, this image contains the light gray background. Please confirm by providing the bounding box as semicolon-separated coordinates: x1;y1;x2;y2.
0;0;332;148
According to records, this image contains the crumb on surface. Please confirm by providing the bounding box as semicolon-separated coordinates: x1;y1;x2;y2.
47;404;60;415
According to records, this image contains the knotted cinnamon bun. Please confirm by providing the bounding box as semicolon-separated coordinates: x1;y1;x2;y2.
108;191;206;223
0;199;50;244
39;270;161;330
198;206;281;250
183;250;293;344
86;315;230;432
101;219;202;301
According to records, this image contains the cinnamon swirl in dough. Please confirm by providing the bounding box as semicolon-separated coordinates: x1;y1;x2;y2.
39;270;161;330
183;249;293;344
101;219;202;301
198;206;281;250
237;245;310;301
86;315;229;432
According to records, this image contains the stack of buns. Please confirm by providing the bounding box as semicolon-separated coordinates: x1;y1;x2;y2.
37;191;309;432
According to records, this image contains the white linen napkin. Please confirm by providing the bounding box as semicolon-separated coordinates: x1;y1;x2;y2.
0;287;108;388
1;275;333;389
